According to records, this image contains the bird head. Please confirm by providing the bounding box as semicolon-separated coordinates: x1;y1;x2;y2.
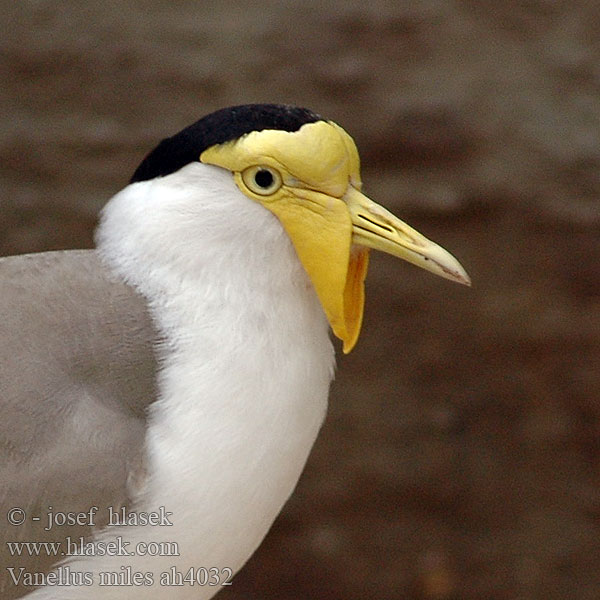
131;104;470;353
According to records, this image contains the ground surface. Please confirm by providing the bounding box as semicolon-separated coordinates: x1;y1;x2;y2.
1;2;599;599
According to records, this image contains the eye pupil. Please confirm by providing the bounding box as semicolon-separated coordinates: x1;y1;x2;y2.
254;169;274;189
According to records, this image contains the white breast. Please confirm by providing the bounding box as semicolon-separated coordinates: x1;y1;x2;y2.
27;163;335;600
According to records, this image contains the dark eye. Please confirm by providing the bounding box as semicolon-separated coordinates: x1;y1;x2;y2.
241;166;283;196
254;169;274;189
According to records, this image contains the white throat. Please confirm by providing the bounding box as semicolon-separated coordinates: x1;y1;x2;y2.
65;163;335;599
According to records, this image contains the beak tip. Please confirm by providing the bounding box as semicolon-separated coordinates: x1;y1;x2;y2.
458;272;472;287
441;253;471;287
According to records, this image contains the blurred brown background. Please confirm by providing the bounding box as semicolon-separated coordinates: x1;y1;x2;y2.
2;1;600;599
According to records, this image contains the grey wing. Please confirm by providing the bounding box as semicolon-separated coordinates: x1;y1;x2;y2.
0;250;160;597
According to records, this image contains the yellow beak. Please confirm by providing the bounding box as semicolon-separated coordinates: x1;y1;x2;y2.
346;187;471;287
